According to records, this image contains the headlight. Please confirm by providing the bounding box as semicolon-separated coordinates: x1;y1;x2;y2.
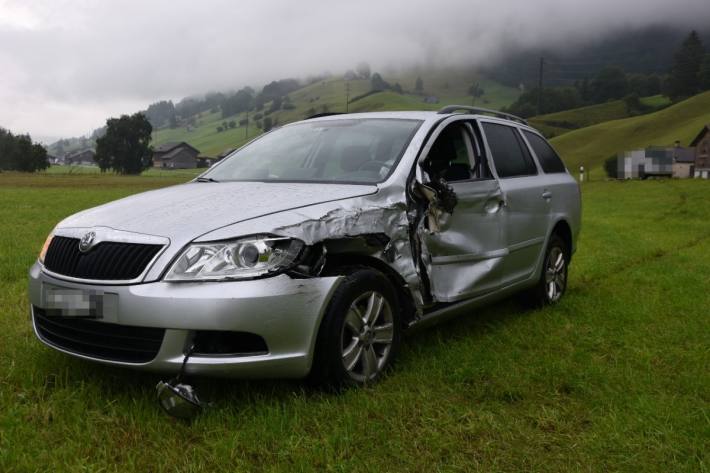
39;231;54;263
164;236;304;281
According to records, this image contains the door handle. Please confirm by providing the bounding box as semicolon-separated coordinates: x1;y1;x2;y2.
541;190;552;200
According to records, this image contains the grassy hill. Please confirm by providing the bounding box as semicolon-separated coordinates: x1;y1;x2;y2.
529;95;671;138
550;91;710;173
152;70;520;156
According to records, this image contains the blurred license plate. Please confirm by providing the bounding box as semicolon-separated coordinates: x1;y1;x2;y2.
45;287;105;318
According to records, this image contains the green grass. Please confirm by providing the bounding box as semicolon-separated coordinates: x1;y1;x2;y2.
151;70;521;156
640;94;672;108
529;95;673;139
0;172;708;471
551;91;710;173
530;100;631;137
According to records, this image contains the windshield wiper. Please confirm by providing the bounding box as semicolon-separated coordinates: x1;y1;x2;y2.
195;177;219;183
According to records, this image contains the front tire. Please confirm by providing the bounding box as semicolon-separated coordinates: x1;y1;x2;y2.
310;267;401;388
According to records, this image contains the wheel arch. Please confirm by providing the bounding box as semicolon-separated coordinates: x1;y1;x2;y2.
550;218;574;260
322;252;416;327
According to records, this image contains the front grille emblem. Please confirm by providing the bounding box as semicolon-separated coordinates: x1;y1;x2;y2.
78;231;96;253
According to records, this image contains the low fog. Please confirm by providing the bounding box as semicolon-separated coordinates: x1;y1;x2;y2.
1;0;709;140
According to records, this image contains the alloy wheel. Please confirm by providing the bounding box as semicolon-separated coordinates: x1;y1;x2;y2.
340;291;394;382
544;246;566;302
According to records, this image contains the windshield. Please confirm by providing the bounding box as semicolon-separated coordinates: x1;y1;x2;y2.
203;118;422;184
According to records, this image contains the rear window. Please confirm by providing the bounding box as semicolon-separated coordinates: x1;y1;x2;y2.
523;131;567;173
482;123;537;178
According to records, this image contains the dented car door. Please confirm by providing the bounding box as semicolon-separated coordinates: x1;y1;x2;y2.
415;118;507;303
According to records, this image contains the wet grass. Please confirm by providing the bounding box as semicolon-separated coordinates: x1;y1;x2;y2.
0;173;708;472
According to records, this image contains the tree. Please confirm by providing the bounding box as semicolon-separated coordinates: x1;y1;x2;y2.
667;31;706;100
144;100;176;128
415;76;423;93
269;96;283;113
590;66;629;102
699;54;710;91
263;116;273;132
371;73;390;92
0;128;48;172
282;95;295;110
356;62;371;79
221;87;254;118
623;93;642;114
574;78;591;102
644;74;662;96
94;113;152;175
392;82;403;94
505;87;582;118
468;82;484;105
13;135;35;172
254;94;266;111
228;121;236;129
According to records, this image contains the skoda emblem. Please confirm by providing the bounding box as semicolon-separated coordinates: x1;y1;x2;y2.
78;231;96;253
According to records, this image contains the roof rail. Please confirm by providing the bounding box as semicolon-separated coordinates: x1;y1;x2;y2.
437;105;528;125
306;112;345;120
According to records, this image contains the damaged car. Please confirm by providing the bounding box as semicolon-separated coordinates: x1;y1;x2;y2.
29;106;580;388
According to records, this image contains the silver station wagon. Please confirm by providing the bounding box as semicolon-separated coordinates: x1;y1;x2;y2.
29;106;581;388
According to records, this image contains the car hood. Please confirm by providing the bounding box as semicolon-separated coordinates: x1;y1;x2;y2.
58;181;377;240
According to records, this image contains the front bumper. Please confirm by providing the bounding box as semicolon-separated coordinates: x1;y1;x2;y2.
28;262;341;378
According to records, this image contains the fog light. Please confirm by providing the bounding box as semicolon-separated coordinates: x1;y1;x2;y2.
156;380;202;420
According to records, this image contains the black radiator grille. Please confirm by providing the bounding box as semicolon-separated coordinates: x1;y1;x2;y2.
43;235;163;280
33;307;165;363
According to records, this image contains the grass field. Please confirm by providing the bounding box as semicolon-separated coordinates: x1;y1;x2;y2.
551;91;710;173
0;173;708;472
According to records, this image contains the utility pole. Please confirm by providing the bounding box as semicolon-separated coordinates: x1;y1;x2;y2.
345;81;350;113
537;56;544;116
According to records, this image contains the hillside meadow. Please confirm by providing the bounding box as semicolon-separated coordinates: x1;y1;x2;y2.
528;95;671;138
0;172;708;472
550;91;710;173
151;70;520;156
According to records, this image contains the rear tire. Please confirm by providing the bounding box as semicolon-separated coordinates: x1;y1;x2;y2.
523;234;569;308
309;266;401;389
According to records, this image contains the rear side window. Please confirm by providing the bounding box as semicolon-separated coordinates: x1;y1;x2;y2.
523;131;567;173
481;123;537;178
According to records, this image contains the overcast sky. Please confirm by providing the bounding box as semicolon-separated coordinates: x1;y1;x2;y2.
1;0;709;142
